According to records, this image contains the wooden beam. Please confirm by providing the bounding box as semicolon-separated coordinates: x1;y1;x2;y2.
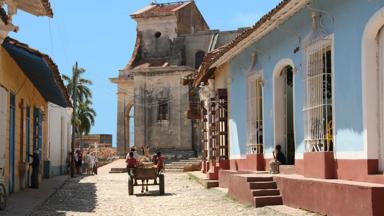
14;0;50;17
0;23;18;32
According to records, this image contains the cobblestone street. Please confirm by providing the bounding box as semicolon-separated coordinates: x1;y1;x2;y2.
30;160;316;216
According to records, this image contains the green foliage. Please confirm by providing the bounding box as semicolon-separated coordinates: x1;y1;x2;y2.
62;62;96;136
62;62;93;106
75;100;96;135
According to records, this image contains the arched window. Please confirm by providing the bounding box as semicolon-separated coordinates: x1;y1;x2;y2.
195;51;205;69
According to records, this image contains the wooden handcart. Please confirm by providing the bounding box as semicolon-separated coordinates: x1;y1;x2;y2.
127;165;165;195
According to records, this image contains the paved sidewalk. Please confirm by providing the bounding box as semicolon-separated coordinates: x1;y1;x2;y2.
0;175;69;216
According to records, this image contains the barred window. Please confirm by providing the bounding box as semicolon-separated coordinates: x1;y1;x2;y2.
158;99;169;121
247;76;263;154
304;41;333;152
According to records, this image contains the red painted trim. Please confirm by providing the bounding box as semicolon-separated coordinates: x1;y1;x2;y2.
245;154;265;171
218;160;230;170
295;159;304;175
229;155;267;171
275;176;384;216
304;152;335;179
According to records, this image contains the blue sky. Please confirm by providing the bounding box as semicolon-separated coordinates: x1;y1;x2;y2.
10;0;280;146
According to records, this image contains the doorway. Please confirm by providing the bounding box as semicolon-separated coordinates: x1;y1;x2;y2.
274;66;295;165
9;93;16;193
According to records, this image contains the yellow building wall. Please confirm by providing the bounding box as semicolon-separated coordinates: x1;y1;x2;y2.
0;47;48;193
214;63;230;90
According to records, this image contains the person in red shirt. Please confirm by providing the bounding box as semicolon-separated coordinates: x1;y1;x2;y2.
154;152;164;172
152;154;158;165
126;152;138;169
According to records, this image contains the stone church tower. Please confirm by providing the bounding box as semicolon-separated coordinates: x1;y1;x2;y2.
111;1;240;157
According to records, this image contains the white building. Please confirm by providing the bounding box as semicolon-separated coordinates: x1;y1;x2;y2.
47;102;72;177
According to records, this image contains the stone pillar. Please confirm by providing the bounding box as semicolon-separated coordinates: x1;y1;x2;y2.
116;81;134;156
116;94;125;155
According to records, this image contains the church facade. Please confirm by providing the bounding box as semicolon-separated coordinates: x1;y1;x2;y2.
111;1;240;156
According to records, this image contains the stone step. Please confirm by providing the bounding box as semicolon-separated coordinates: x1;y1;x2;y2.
176;161;201;165
254;195;283;208
165;168;184;172
180;159;202;163
204;180;219;188
246;176;273;182
109;168;127;173
249;181;277;190
187;158;201;161
171;162;200;166
165;164;200;169
252;189;280;197
171;161;201;165
165;165;186;169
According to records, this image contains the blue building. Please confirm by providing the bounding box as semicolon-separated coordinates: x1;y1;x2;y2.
193;0;384;214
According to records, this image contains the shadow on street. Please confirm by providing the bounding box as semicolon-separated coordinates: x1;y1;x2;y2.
30;176;97;215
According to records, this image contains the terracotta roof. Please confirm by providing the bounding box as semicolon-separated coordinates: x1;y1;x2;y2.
41;0;54;17
150;4;184;13
193;45;228;87
194;0;296;87
131;1;192;18
14;0;53;17
4;37;71;107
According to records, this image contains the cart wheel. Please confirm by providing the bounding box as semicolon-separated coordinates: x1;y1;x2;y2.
159;174;165;195
128;175;134;196
0;184;6;210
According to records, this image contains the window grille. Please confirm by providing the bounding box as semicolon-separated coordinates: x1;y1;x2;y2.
214;89;229;160
304;41;333;152
158;99;169;121
247;78;264;154
208;98;216;160
200;102;208;161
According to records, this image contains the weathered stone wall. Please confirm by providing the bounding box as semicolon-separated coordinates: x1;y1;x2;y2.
183;30;240;69
133;68;194;154
135;16;178;61
176;3;209;35
114;2;241;157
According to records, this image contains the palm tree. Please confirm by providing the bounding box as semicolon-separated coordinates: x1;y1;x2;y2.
62;62;94;177
62;62;93;106
75;100;96;136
